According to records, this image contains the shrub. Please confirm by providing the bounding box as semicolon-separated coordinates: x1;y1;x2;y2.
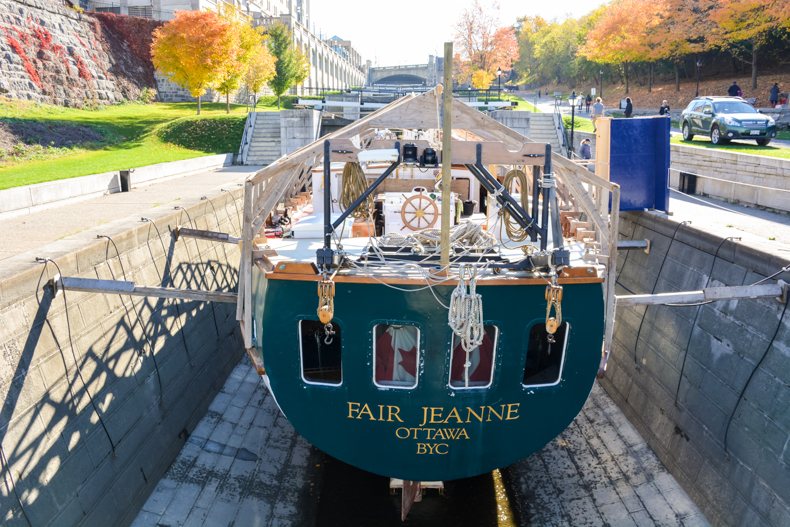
138;87;157;104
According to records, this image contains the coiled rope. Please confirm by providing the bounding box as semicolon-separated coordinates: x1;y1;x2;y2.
448;264;484;352
340;162;371;219
501;168;530;242
380;222;496;253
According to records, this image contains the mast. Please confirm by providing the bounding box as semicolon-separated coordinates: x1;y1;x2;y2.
439;42;453;268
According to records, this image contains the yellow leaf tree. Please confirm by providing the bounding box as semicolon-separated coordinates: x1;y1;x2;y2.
245;42;277;103
216;6;264;113
151;10;236;114
471;69;494;90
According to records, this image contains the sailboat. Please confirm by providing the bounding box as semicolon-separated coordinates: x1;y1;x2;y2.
234;85;621;489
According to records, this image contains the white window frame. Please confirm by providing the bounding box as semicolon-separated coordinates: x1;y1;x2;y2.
448;325;498;390
298;319;342;387
522;322;570;388
372;323;420;390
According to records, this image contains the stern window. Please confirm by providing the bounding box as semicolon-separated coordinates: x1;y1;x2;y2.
373;324;419;389
449;325;497;389
299;320;342;385
523;323;568;386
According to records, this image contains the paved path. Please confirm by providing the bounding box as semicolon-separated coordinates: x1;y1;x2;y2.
131;361;708;527
0;165;261;279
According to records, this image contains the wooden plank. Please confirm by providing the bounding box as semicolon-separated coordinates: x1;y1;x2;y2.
616;282;786;306
58;276;238;303
450;141;547;165
264;271;603;286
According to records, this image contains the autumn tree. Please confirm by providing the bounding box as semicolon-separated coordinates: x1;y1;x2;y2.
245;43;277;102
580;0;662;94
709;0;790;89
514;16;548;84
266;22;309;109
215;6;265;113
454;0;518;87
152;10;236;114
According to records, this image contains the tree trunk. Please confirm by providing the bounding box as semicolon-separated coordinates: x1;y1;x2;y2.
197;95;202;115
226;92;230;114
648;63;653;93
675;63;680;92
277;94;281;109
751;43;758;90
624;62;629;95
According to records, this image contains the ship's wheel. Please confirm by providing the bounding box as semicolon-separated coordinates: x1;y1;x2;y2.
400;192;439;231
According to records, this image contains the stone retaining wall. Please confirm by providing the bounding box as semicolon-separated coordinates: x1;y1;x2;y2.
0;189;244;525
602;212;790;527
0;0;155;105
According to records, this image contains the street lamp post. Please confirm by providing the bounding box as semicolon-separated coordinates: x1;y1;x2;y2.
695;59;702;97
599;70;604;99
569;91;577;158
496;66;502;100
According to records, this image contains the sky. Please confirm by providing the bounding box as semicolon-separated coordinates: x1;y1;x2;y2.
309;0;609;67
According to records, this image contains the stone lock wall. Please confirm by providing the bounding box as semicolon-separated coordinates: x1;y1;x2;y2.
602;212;790;527
0;189;245;526
0;0;157;106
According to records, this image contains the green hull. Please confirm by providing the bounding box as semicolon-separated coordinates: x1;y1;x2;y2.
252;267;604;481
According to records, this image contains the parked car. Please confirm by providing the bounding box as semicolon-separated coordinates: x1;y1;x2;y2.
680;96;777;146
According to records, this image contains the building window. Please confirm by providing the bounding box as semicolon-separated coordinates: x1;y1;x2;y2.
374;324;419;389
299;320;342;385
449;325;497;389
128;6;153;18
95;6;121;14
523;323;568;386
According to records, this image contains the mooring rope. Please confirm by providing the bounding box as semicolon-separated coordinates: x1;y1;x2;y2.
448;265;485;353
501;168;530;242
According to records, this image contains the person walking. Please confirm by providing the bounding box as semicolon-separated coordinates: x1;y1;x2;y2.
579;138;592;160
659;100;670;115
624;97;633;117
728;81;741;97
591;97;604;132
770;83;780;107
585;94;592;112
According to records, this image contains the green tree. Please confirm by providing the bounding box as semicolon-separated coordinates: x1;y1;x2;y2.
216;6;264;113
266;22;309;109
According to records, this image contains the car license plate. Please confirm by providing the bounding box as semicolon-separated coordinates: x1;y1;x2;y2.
750;130;760;135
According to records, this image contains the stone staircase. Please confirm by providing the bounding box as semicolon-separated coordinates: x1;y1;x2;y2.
244;112;282;166
526;113;564;155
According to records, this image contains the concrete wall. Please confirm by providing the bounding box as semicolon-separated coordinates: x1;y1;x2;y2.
0;190;245;525
669;145;790;213
602;211;790;527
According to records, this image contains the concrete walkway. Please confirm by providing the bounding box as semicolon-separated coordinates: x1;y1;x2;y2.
0;165;261;280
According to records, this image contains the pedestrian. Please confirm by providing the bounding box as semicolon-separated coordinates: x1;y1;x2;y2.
624;97;633;117
579;138;592;160
727;81;741;97
591;97;604;132
659;100;670;116
585;94;592;112
538;89;541;98
578;94;584;111
770;83;780;107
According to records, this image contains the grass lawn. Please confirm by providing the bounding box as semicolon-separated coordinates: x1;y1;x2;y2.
0;98;282;190
670;135;790;159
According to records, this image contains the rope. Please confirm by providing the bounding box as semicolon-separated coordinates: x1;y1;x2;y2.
448;265;485;352
380;222;496;253
339;162;371;219
501;169;530;242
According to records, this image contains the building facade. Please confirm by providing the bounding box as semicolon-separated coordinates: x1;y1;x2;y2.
82;0;367;93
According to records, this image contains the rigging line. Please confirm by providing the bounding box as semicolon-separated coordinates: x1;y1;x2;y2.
141;219;194;366
174;207;220;337
0;442;32;527
221;188;243;237
97;235;167;396
633;220;691;367
673;236;739;406
723;293;789;454
36;258;117;454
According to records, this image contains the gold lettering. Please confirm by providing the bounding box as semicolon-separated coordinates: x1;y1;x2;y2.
416;443;449;455
458;429;469;440
432;428;446;440
347;401;360;419
416;443;428;454
395;427;410;439
486;405;504;422
505;403;520;421
357;403;375;421
429;407;444;425
444;407;463;424
466;406;485;423
418;407;429;427
435;443;449;454
387;405;404;423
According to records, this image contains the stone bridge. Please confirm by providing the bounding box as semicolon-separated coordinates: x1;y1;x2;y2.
367;56;443;86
